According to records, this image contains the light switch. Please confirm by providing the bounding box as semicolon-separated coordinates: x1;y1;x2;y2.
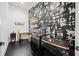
0;20;2;25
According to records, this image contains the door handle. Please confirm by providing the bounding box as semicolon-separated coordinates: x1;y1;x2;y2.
0;42;5;46
76;46;79;51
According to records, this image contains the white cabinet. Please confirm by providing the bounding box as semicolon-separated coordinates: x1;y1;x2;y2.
0;2;9;56
0;20;2;55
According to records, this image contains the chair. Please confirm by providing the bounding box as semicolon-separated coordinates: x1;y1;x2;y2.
20;32;32;43
16;31;20;44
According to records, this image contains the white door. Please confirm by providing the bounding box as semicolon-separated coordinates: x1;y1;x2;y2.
0;19;2;55
0;2;8;56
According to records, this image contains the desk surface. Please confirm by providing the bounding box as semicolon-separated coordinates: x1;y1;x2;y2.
32;36;69;50
42;39;69;50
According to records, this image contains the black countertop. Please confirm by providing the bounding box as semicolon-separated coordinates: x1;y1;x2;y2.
32;36;69;50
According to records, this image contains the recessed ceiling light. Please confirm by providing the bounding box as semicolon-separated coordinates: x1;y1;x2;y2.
21;2;24;4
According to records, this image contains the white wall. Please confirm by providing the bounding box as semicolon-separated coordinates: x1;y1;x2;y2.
0;3;29;56
75;2;79;56
8;4;29;33
0;2;9;56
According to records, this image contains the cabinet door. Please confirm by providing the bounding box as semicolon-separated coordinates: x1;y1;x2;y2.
0;19;2;55
0;21;1;40
0;2;8;56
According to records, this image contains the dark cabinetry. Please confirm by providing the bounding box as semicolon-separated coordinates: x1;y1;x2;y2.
31;38;39;55
31;36;70;56
41;43;63;56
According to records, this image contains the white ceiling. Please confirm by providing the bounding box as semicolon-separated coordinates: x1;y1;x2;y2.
8;2;38;10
